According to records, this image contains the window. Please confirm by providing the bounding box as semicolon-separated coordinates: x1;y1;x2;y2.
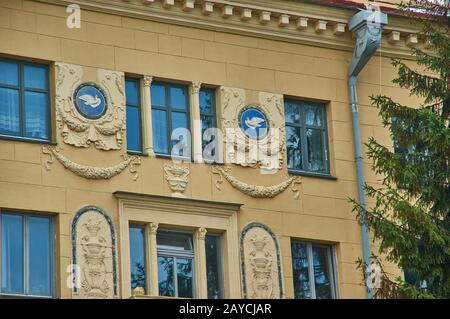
205;234;223;299
0;212;54;298
199;88;218;162
284;99;329;174
157;230;194;298
129;226;147;294
0;58;50;142
125;78;142;153
291;240;337;299
151;82;190;158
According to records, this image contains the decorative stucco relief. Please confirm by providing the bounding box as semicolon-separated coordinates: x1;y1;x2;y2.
55;63;126;150
163;164;190;197
42;145;141;180
212;166;300;199
220;87;285;171
72;206;118;299
240;223;284;299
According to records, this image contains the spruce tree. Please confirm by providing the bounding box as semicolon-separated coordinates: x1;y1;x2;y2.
351;0;449;298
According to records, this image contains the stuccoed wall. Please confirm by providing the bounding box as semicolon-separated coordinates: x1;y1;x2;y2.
0;0;418;298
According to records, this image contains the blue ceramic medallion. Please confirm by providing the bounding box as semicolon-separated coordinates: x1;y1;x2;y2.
239;106;268;139
74;82;107;120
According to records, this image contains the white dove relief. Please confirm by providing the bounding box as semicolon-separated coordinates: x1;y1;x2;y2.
245;116;265;130
78;94;102;108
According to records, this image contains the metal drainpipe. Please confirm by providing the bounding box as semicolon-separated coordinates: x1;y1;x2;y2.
347;6;388;299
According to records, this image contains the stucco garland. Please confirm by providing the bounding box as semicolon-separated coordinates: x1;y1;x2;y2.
42;146;141;180
212;166;300;199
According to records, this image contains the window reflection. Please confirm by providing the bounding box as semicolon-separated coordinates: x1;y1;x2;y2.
1;212;53;297
129;227;146;294
205;235;222;299
157;230;194;298
0;59;50;141
291;240;336;299
284;99;328;174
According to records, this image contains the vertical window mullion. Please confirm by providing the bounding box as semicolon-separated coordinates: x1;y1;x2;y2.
19;63;25;137
300;106;308;171
307;243;316;299
0;211;2;295
326;247;336;299
166;85;172;155
23;215;29;295
173;256;178;297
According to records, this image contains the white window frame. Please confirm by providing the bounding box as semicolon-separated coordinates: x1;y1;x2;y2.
156;229;196;298
0;211;55;299
292;240;338;299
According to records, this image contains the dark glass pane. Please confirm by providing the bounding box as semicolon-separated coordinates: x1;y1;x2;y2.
201;115;216;157
170;86;187;110
1;214;24;294
129;227;146;294
312;246;333;299
176;258;193;298
28;216;51;296
284;101;301;124
151;84;166;107
0;88;20;136
305;104;323;127
199;89;213;114
0;61;18;86
126;106;141;152
171;112;189;157
306;128;325;172
157;232;193;252
24;65;47;90
205;235;222;299
24;91;48;139
125;79;139;106
152;109;168;154
158;256;175;297
286;126;302;170
291;241;311;299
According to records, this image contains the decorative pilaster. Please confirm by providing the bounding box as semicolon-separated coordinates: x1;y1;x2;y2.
142;75;155;156
195;227;208;298
147;222;159;296
191;82;203;163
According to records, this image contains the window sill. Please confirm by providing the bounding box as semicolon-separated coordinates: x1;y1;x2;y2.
127;150;147;157
288;170;337;180
155;153;192;162
0;134;55;145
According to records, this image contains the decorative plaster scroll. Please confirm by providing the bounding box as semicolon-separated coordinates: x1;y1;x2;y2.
163;164;190;197
220;87;285;171
42;146;141;180
55;63;126;150
240;223;284;299
212;166;300;199
72;206;118;299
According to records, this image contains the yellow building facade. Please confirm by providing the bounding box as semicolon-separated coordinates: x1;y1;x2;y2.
0;0;422;299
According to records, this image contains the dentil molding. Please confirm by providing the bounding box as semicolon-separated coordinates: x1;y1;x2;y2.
37;0;422;59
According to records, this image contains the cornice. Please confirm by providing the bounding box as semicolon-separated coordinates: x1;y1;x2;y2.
37;0;423;58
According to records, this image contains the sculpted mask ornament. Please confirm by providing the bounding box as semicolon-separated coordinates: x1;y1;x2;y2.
164;164;190;197
55;63;126;150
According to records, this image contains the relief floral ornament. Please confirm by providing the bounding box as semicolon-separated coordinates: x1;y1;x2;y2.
42;146;141;180
55;63;126;150
212;166;301;199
